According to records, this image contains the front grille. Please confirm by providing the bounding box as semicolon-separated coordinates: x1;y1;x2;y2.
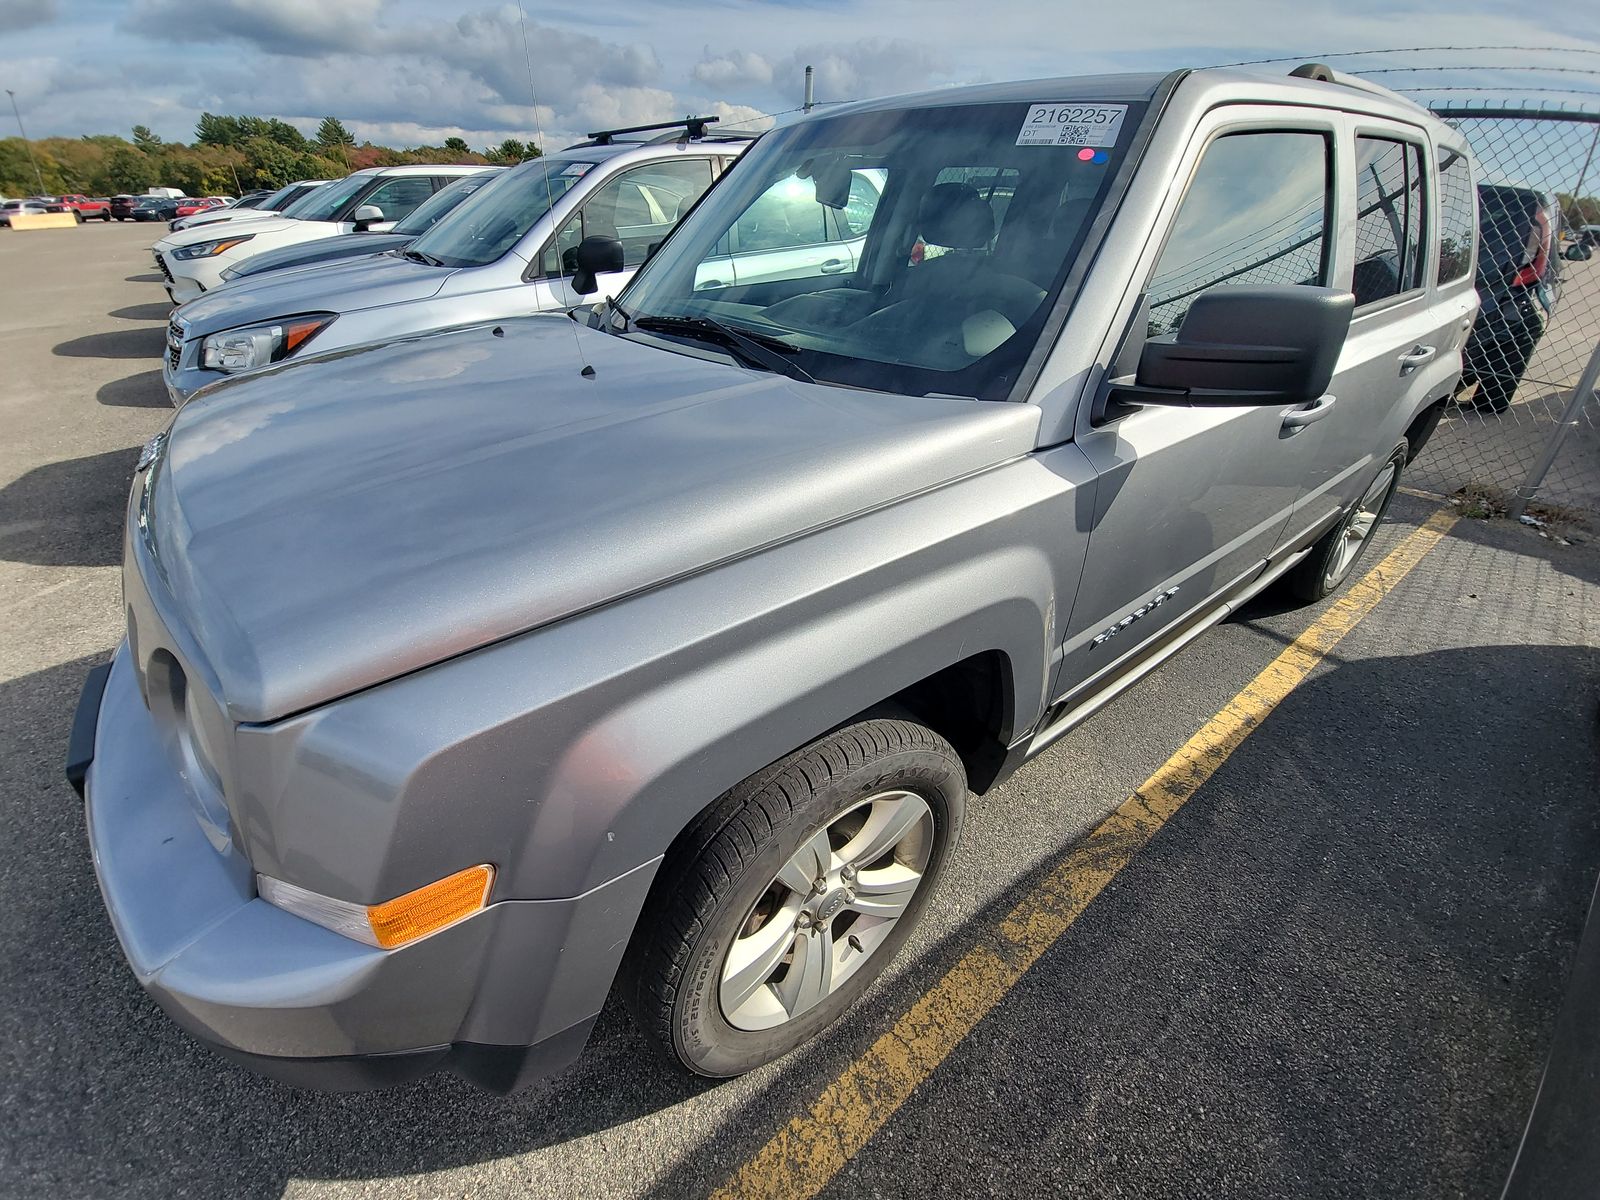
166;318;184;371
155;252;174;284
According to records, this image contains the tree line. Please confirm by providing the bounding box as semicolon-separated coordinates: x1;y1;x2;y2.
0;114;540;198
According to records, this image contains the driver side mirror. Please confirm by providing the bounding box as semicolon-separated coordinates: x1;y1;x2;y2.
1118;285;1355;407
570;234;624;296
352;204;385;230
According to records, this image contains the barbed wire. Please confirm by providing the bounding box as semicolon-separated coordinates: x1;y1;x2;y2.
1364;65;1600;77
715;99;852;133
1402;87;1600;96
1216;45;1600;67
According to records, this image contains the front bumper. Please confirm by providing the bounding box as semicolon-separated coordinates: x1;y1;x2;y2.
161;337;219;407
78;645;656;1093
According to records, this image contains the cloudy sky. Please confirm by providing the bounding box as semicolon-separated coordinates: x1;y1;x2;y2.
0;0;1596;151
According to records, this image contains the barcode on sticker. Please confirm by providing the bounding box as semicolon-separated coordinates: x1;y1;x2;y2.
1017;103;1127;147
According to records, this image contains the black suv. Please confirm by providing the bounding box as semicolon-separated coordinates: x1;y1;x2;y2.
1460;183;1561;413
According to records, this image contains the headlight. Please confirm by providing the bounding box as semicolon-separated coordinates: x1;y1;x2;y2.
170;233;255;260
201;314;335;372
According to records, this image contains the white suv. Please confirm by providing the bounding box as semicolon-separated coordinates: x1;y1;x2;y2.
151;166;493;303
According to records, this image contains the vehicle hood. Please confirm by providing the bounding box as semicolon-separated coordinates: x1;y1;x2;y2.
142;317;1040;722
159;214;303;249
223;232;412;284
174;252;454;337
177;208;280;231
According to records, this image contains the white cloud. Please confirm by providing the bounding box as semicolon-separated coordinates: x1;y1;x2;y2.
692;50;775;90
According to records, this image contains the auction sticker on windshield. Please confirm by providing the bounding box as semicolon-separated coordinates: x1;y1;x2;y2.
1017;103;1127;147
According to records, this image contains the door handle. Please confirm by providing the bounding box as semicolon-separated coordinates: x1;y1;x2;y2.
818;259;849;274
1398;344;1436;374
1281;394;1337;431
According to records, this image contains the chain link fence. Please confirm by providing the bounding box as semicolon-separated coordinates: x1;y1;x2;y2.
1406;106;1600;520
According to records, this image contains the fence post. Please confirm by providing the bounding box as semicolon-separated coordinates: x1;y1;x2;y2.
1508;336;1600;520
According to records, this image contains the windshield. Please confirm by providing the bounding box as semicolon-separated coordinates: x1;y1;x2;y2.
618;98;1146;398
279;174;370;222
392;172;499;237
407;158;596;268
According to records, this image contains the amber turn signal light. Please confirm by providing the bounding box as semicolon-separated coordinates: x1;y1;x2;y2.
366;864;496;949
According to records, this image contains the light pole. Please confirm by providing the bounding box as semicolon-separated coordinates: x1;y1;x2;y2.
6;89;47;196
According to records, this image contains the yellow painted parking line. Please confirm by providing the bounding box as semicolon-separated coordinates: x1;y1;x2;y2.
713;506;1460;1200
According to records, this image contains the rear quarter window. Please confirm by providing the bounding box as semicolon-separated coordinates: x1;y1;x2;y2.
1435;146;1475;284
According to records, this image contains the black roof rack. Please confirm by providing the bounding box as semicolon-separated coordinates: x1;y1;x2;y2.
567;116;759;149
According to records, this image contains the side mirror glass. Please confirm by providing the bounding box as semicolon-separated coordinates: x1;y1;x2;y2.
570;234;624;296
1129;285;1355;407
352;204;384;228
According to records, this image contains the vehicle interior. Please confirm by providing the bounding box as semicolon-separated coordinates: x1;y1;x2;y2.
620;100;1148;398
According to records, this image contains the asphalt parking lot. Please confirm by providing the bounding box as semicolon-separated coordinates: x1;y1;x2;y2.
3;221;1599;1199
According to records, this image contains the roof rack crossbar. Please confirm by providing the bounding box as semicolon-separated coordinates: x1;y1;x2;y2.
585;116;720;145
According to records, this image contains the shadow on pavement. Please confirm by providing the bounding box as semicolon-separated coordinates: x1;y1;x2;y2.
0;447;137;568
124;273;163;284
97;370;169;410
654;641;1600;1200
3;643;1596;1198
108;302;172;323
53;328;164;360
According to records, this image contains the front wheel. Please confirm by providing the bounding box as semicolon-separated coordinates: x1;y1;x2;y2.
1284;443;1406;604
627;718;966;1077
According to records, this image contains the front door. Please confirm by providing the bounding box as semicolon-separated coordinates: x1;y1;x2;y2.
1056;116;1342;702
539;158;719;308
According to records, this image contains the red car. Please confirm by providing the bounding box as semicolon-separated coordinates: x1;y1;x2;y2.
173;197;228;218
58;194;112;221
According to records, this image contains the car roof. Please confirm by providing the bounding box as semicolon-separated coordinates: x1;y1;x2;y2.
813;66;1464;148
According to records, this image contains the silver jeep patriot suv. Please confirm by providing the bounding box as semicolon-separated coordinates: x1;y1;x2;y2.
70;64;1476;1092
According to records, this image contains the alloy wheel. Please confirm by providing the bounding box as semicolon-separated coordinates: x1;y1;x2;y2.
719;790;934;1031
1325;461;1397;588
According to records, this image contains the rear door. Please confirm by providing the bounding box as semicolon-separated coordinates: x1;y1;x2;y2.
1276;117;1472;545
1057;108;1341;700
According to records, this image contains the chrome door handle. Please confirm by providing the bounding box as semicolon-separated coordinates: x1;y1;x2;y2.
819;259;849;274
1281;394;1337;431
1398;344;1437;374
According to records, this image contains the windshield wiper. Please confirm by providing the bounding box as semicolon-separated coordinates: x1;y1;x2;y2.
604;295;633;331
633;315;816;385
402;248;444;266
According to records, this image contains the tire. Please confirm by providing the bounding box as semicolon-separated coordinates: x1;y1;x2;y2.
1284;442;1406;604
627;718;967;1077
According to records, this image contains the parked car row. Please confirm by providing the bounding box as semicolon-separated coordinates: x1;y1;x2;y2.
82;72;1484;1100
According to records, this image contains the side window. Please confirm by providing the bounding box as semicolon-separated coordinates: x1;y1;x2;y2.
841;170;882;236
1147;131;1331;336
733;175;831;250
542;158;715;277
1353;137;1427;306
1435;147;1475;284
359;177;436;223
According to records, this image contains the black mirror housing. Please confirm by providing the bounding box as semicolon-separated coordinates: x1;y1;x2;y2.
570;235;625;296
1126;285;1355;407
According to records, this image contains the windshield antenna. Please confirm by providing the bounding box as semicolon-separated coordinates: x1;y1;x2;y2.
515;0;595;379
